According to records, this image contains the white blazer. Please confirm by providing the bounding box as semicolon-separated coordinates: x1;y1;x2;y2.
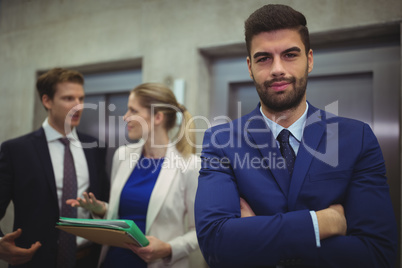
99;141;201;268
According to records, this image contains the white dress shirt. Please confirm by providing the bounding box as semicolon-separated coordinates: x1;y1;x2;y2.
260;103;321;248
42;118;91;247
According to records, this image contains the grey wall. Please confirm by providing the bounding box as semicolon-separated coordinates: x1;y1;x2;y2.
1;0;401;141
0;0;401;267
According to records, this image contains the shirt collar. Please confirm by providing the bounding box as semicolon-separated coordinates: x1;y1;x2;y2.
260;102;309;142
42;118;79;143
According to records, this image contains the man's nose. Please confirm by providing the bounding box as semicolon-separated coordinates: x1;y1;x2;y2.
270;58;285;77
123;111;129;122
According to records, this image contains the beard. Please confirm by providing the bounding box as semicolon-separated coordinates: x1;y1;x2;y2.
254;67;308;113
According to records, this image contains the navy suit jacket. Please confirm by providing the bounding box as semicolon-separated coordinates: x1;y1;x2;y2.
0;128;109;268
195;103;397;267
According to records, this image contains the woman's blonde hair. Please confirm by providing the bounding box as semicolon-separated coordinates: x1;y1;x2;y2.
131;83;196;156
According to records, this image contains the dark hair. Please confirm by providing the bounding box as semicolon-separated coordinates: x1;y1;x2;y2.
244;4;310;56
36;67;84;102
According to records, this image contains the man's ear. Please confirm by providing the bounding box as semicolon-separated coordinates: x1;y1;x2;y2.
247;57;254;80
307;49;314;73
42;94;52;110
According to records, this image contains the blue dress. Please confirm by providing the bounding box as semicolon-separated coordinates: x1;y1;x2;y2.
102;155;164;268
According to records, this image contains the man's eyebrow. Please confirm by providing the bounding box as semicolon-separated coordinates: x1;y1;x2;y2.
282;47;301;54
253;52;272;59
253;47;302;59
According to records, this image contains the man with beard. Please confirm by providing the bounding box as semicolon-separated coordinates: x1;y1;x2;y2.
195;4;397;268
0;68;109;268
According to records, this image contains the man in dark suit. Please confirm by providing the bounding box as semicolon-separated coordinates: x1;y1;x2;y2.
195;4;397;268
0;68;109;267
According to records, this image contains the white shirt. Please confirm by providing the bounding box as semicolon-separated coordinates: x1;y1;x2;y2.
260;103;308;154
42;118;91;247
260;103;321;248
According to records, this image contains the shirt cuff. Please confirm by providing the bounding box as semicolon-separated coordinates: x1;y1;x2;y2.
309;211;321;248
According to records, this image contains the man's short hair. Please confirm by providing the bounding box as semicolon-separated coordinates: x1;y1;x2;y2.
36;67;84;101
244;4;310;56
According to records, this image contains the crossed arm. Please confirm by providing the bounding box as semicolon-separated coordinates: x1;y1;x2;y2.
240;197;347;240
195;125;397;268
197;164;395;267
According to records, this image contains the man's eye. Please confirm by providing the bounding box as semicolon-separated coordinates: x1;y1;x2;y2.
284;53;297;58
256;57;269;63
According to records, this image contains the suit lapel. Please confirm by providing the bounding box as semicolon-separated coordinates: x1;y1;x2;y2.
146;146;178;234
33;128;58;205
245;107;290;197
288;106;326;210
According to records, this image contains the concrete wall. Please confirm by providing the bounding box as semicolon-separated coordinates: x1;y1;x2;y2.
1;0;401;141
0;0;401;267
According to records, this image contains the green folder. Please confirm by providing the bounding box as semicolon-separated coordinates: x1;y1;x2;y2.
56;217;149;248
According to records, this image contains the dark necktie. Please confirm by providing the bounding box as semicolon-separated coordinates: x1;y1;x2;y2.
277;129;296;176
56;138;77;268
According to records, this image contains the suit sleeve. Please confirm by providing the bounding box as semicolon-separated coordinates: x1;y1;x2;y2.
0;142;14;237
195;129;318;268
316;124;398;267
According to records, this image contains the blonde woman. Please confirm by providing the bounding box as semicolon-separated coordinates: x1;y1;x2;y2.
68;83;200;268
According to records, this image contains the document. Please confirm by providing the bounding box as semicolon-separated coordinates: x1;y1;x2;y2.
56;217;149;248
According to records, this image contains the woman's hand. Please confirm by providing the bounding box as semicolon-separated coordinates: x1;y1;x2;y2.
66;192;106;217
126;236;172;263
240;197;256;218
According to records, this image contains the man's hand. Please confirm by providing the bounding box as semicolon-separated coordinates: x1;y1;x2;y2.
126;236;172;263
316;204;347;240
66;192;106;217
240;197;256;218
0;229;41;265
